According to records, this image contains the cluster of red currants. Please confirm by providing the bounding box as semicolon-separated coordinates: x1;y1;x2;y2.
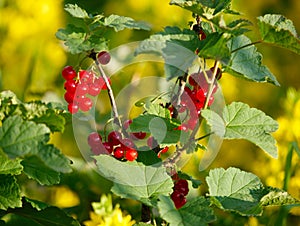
88;130;139;161
62;51;112;114
171;67;222;131
171;175;189;209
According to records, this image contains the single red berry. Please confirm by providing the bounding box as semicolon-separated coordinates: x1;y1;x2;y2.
88;132;102;147
174;179;189;196
199;29;206;40
88;84;101;96
76;83;89;96
64;80;77;93
188;74;198;87
131;131;147;140
79;97;93;112
125;148;138;161
102;142;113;153
68;102;79;114
108;131;122;145
94;77;110;90
113;147;125;159
171;190;187;209
121;138;135;149
157;146;169;158
174;124;188;132
79;70;93;83
64;92;75;103
97;51;111;65
62;66;76;80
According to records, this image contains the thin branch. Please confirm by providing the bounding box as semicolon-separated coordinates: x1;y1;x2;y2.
204;61;220;109
95;60;122;128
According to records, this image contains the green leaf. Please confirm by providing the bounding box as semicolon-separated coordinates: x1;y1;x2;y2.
129;114;181;145
36;145;72;174
94;155;173;206
201;109;225;137
197;32;231;63
257;14;300;55
64;4;89;19
22;101;66;132
145;103;171;118
22;155;60;185
104;14;151;32
206;167;264;216
4;199;80;226
0;153;23;175
223;102;278;158
0;175;22;210
170;0;232;19
206;167;300;216
135;26;199;80
24;197;49;211
158;195;216;226
225;35;279;85
0;116;50;158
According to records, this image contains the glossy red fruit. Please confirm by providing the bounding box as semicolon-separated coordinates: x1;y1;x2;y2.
79;70;93;83
68;102;79;114
113;147;124;159
94;77;110;90
79;97;93;112
132;131;147;140
64;80;77;93
88;84;101;96
97;51;111;65
174;179;189;196
108;131;122;145
62;66;77;80
88;132;102;147
157;146;169;158
121;138;135;149
123;119;132;130
102;142;113;153
76;83;89;95
171;190;187;209
125;148;138;161
64;92;75;103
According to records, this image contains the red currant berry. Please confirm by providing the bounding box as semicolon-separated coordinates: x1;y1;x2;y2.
188;74;198;87
113;147;125;159
79;97;93;112
64;80;77;93
131;131;147;140
79;70;93;83
88;132;102;147
62;66;76;80
174;124;188;132
108;131;122;145
103;142;113;153
68;103;79;114
76;83;89;96
97;51;111;65
125;148;138;161
157;146;169;158
121;138;135;149
171;190;187;209
174;179;189;196
88;84;101;96
64;92;75;103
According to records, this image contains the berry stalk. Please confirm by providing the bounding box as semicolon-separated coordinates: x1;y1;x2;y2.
94;59;122;128
204;60;220;109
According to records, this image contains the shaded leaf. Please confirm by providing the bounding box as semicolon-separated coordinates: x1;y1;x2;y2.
0;116;49;158
94;155;173;206
158;195;216;226
22;156;60;185
201;109;225;137
257;14;300;55
0;153;23;175
225;35;279;85
0;175;21;210
104;14;151;32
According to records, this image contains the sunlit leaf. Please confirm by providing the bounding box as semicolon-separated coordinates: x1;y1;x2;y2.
64;4;89;19
257;14;300;55
94;155;173;206
0;175;21;210
225;35;279;85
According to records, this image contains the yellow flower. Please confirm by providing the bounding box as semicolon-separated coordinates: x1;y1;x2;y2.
84;194;135;226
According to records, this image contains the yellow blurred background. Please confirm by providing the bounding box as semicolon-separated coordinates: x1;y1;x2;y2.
1;0;300;225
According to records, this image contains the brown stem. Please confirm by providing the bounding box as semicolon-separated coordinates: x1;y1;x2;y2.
95;60;122;128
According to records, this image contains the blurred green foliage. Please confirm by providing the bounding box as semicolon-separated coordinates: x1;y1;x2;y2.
1;0;300;225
